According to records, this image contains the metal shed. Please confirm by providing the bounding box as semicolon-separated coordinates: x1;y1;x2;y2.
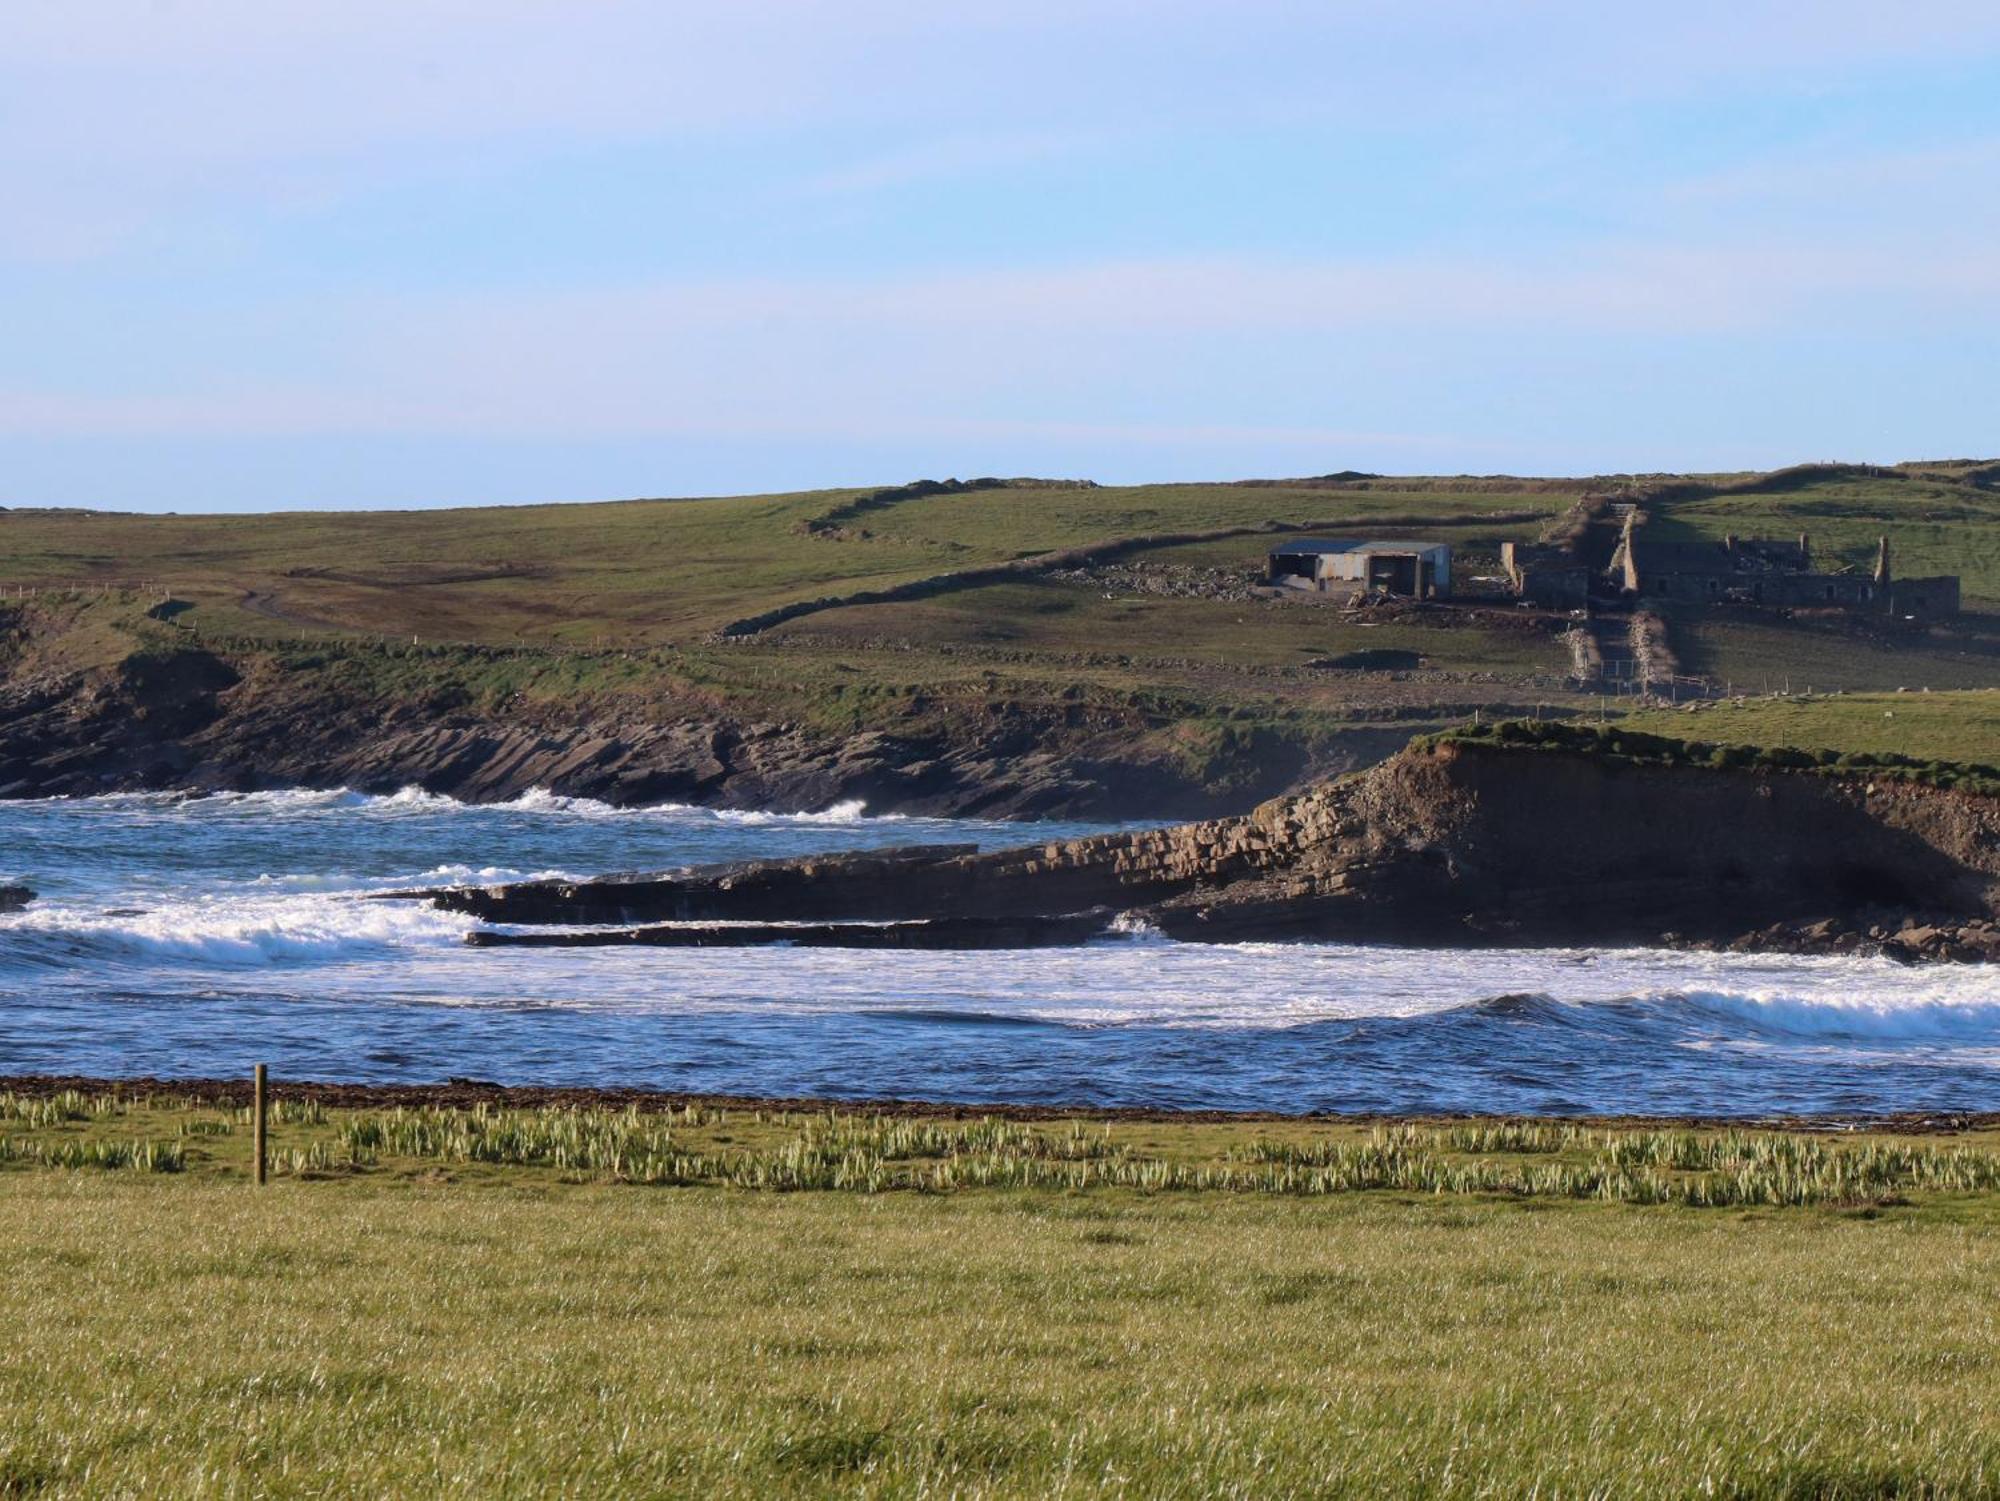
1267;539;1452;598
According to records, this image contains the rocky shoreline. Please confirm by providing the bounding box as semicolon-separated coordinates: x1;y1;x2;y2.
400;739;2000;959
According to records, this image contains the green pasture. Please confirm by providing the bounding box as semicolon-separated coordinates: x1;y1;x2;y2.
1666;611;2000;695
7;1094;2000;1497
1620;689;2000;765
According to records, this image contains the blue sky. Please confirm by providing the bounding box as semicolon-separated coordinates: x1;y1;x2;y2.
3;2;1998;511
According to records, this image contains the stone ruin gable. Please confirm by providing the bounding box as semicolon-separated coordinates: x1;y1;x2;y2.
1500;541;1589;609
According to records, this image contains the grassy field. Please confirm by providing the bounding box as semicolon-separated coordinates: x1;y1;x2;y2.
852;480;1572;557
8;1094;2000;1495
771;579;1570;677
1665;610;2000;696
1620;689;2000;765
3;464;1994;795
0;479;1576;648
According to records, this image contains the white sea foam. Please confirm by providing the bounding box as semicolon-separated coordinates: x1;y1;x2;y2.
1106;911;1166;940
244;864;579;893
499;789;891;824
1674;985;2000;1041
0;894;473;964
324;941;1997;1042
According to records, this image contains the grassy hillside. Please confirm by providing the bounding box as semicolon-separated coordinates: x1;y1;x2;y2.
1;462;1993;801
9;1094;2000;1496
0;479;1575;648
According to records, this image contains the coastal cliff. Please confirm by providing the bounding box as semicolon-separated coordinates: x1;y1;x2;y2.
0;631;1407;820
415;736;2000;957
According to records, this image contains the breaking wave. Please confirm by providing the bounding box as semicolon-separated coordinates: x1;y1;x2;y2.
0;895;473;966
499;790;890;823
1395;983;2000;1046
10;784;896;824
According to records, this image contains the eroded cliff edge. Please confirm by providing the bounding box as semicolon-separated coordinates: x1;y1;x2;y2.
0;630;1411;820
411;737;2000;957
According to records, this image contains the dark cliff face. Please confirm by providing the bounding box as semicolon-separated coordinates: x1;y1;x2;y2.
417;743;2000;953
1153;744;2000;944
0;651;1394;821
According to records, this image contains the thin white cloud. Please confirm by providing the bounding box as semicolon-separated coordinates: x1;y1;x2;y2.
7;240;1994;442
800;132;1106;197
0;386;1459;453
1668;137;2000;206
7;2;2000;261
395;242;2000;353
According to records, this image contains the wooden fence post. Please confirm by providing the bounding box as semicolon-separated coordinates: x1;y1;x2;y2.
253;1064;268;1185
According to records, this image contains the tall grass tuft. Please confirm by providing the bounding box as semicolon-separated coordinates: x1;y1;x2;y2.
1;1136;186;1172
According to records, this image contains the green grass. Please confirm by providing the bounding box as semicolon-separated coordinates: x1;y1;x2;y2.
851;480;1572;555
1620;689;2000;764
9;1096;2000;1496
1644;466;2000;604
1666;610;2000;695
775;579;1570;678
1430;715;2000;794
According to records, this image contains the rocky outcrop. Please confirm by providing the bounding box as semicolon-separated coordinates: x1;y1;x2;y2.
468;910;1112;949
409;742;2000;955
0;884;34;913
1729;915;2000;964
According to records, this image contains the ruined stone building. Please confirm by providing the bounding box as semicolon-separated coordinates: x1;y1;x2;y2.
1614;528;1958;618
1499;541;1590;608
1504;517;1960;619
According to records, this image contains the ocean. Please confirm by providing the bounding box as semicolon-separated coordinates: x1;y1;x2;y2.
1;788;1994;1117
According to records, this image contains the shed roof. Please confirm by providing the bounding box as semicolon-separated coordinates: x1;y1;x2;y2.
1269;538;1448;556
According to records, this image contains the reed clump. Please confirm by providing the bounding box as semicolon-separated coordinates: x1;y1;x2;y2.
9;1096;2000;1207
288;1109;2000;1206
0;1090;124;1128
0;1136;185;1172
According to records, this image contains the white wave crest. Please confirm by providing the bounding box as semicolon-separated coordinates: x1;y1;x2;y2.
15;783;904;824
1105;911;1166;941
0;895;472;965
244;863;579;894
710;798;890;825
498;789;891;824
1674;985;2000;1042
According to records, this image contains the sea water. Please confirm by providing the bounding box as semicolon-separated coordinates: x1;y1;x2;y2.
1;788;1995;1116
